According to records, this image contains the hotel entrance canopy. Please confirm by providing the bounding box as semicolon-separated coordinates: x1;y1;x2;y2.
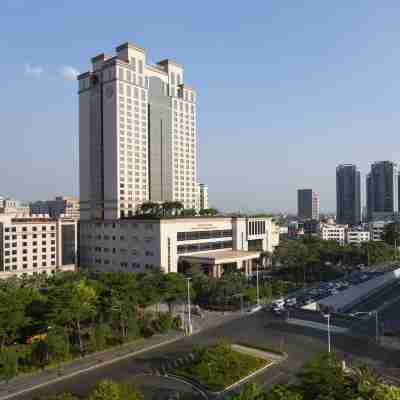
180;250;260;277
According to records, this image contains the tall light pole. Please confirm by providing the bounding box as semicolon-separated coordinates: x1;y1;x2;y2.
256;262;260;306
373;310;379;343
186;278;192;335
323;313;331;353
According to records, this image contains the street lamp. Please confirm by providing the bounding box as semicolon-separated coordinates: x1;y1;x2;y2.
371;310;379;343
186;278;192;335
256;262;260;306
323;313;331;353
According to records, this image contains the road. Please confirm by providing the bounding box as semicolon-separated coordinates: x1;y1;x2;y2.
10;311;400;400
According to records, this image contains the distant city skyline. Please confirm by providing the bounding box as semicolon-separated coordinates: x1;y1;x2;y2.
2;2;400;212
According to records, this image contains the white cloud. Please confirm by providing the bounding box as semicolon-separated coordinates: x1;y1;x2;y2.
24;64;43;78
60;65;79;81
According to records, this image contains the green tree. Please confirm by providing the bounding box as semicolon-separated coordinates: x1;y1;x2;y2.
383;222;400;246
263;385;303;400
161;273;187;313
0;284;32;349
0;348;19;382
47;327;70;363
88;380;121;400
88;379;143;400
48;280;98;353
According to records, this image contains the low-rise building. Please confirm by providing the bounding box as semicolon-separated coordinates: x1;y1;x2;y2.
79;216;279;277
0;215;77;279
30;196;80;220
346;230;370;245
368;220;387;241
318;223;346;245
0;198;30;217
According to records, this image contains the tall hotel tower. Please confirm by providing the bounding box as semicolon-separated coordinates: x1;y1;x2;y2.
78;42;198;220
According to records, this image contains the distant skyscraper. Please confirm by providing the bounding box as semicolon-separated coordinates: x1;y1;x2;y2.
336;164;361;225
366;161;398;221
297;189;319;220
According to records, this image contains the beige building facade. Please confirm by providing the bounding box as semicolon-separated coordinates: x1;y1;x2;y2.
78;42;198;220
0;215;77;279
79;216;279;276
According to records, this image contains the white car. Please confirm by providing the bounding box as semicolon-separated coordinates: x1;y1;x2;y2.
247;305;263;314
272;298;285;308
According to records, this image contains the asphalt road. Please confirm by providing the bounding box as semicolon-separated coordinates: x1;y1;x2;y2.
11;311;400;400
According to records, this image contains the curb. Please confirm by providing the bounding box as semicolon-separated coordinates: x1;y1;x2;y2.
0;334;183;400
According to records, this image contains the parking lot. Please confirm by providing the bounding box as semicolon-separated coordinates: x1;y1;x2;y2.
270;268;390;314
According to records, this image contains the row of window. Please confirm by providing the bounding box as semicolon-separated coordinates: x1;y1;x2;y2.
177;230;232;242
4;226;55;233
1;261;56;271
4;254;56;264
177;240;232;254
4;234;55;240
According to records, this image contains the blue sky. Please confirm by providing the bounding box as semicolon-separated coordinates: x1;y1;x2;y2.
1;1;400;212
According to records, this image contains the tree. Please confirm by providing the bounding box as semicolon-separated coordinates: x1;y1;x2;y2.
383;222;400;246
161;273;187;313
47;327;70;363
48;280;98;353
98;273;139;341
0;348;19;383
199;208;219;216
0;284;32;350
181;208;197;216
88;380;121;400
88;379;143;400
263;385;303;400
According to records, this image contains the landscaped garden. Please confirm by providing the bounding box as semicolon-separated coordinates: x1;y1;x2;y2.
174;340;271;392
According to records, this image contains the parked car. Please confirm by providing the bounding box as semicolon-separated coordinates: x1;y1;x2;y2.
285;298;297;307
272;298;285;308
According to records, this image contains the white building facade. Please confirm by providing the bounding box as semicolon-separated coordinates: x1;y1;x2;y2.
199;183;209;210
318;223;346;244
346;230;371;245
79;216;278;276
0;216;77;279
78;42;198;220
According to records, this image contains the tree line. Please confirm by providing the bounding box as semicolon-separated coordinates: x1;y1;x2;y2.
271;237;396;284
135;201;219;217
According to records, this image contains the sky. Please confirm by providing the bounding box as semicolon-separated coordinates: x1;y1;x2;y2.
1;1;400;213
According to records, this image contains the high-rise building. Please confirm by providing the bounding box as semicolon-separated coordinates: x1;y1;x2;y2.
336;164;361;225
297;189;319;220
366;161;398;221
199;183;208;210
78;42;197;220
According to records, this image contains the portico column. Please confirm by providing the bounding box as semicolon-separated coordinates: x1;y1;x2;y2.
248;260;253;276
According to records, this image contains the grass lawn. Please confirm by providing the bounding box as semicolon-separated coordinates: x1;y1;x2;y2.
174;341;270;391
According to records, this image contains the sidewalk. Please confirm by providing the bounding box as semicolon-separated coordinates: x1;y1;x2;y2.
0;310;243;400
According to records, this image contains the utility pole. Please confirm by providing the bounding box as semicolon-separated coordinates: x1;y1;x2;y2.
186;278;192;335
375;310;379;343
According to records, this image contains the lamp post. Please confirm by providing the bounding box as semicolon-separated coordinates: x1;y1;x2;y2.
186;278;192;335
372;310;379;343
256;263;260;306
323;313;331;353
